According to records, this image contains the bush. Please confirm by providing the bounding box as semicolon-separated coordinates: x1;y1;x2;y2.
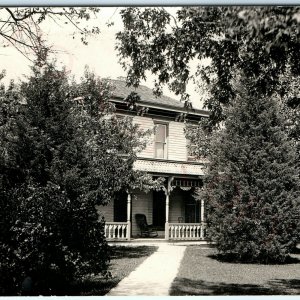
1;184;109;295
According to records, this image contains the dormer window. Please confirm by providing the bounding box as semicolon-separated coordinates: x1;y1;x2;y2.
154;123;168;159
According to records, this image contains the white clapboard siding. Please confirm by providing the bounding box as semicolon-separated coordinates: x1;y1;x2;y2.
97;199;114;222
168;121;187;161
133;116;155;159
169;190;184;223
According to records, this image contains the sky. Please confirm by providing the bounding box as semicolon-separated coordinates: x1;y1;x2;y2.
0;7;205;109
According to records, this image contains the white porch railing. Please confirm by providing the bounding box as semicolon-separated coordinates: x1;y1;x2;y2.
104;222;128;240
168;222;206;240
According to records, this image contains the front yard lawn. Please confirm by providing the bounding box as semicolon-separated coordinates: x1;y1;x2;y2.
170;246;300;295
71;245;158;295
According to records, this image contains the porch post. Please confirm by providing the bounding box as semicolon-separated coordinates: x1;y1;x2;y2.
165;192;170;240
200;199;205;222
126;192;131;240
200;199;205;239
165;177;173;240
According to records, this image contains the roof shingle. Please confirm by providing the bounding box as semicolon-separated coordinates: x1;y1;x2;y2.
109;79;185;109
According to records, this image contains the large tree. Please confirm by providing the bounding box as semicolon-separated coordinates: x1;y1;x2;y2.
117;9;300;257
116;7;300;128
199;76;300;263
0;58;155;295
281;72;300;171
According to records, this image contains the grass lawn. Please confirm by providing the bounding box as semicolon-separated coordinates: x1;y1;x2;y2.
170;246;300;295
71;245;158;295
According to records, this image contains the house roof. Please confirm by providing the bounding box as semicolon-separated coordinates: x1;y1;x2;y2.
109;79;185;110
108;79;210;119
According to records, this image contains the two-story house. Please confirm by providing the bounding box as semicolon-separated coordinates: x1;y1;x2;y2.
101;79;210;241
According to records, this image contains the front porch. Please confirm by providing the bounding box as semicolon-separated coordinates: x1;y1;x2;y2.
102;177;207;241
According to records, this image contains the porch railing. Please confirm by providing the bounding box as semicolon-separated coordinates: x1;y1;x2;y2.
104;222;128;240
168;222;206;240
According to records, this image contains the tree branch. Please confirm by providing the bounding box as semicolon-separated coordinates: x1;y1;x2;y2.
64;14;84;33
162;8;178;29
0;31;33;48
0;32;33;61
5;8;34;22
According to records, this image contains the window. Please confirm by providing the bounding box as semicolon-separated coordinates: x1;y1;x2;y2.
187;138;197;161
186;124;197;161
154;123;168;159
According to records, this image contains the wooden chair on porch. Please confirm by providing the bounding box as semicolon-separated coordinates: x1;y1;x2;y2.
135;214;158;238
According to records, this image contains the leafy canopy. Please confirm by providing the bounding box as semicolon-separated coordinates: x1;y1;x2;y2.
117;7;300;127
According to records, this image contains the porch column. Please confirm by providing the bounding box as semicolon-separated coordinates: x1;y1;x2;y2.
165;177;173;240
165;192;170;240
200;199;205;239
126;192;131;240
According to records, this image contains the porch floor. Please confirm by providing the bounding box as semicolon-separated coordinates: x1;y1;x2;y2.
108;238;211;247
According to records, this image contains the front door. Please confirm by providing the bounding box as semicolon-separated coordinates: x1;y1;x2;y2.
153;190;165;229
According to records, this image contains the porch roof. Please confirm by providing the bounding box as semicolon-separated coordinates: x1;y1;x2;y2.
133;158;206;176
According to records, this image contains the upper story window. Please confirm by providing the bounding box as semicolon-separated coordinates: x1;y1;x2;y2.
185;124;199;161
187;139;197;161
154;123;168;159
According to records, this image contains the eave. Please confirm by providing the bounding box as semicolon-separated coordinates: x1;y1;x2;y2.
110;97;210;122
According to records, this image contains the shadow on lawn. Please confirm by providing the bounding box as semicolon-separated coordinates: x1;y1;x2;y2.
170;278;300;295
291;247;300;255
70;277;119;296
208;253;300;265
110;246;157;259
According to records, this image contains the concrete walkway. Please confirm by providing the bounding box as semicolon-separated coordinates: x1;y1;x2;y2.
106;244;186;296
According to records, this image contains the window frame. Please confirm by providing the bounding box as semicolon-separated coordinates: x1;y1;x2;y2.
153;121;169;159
